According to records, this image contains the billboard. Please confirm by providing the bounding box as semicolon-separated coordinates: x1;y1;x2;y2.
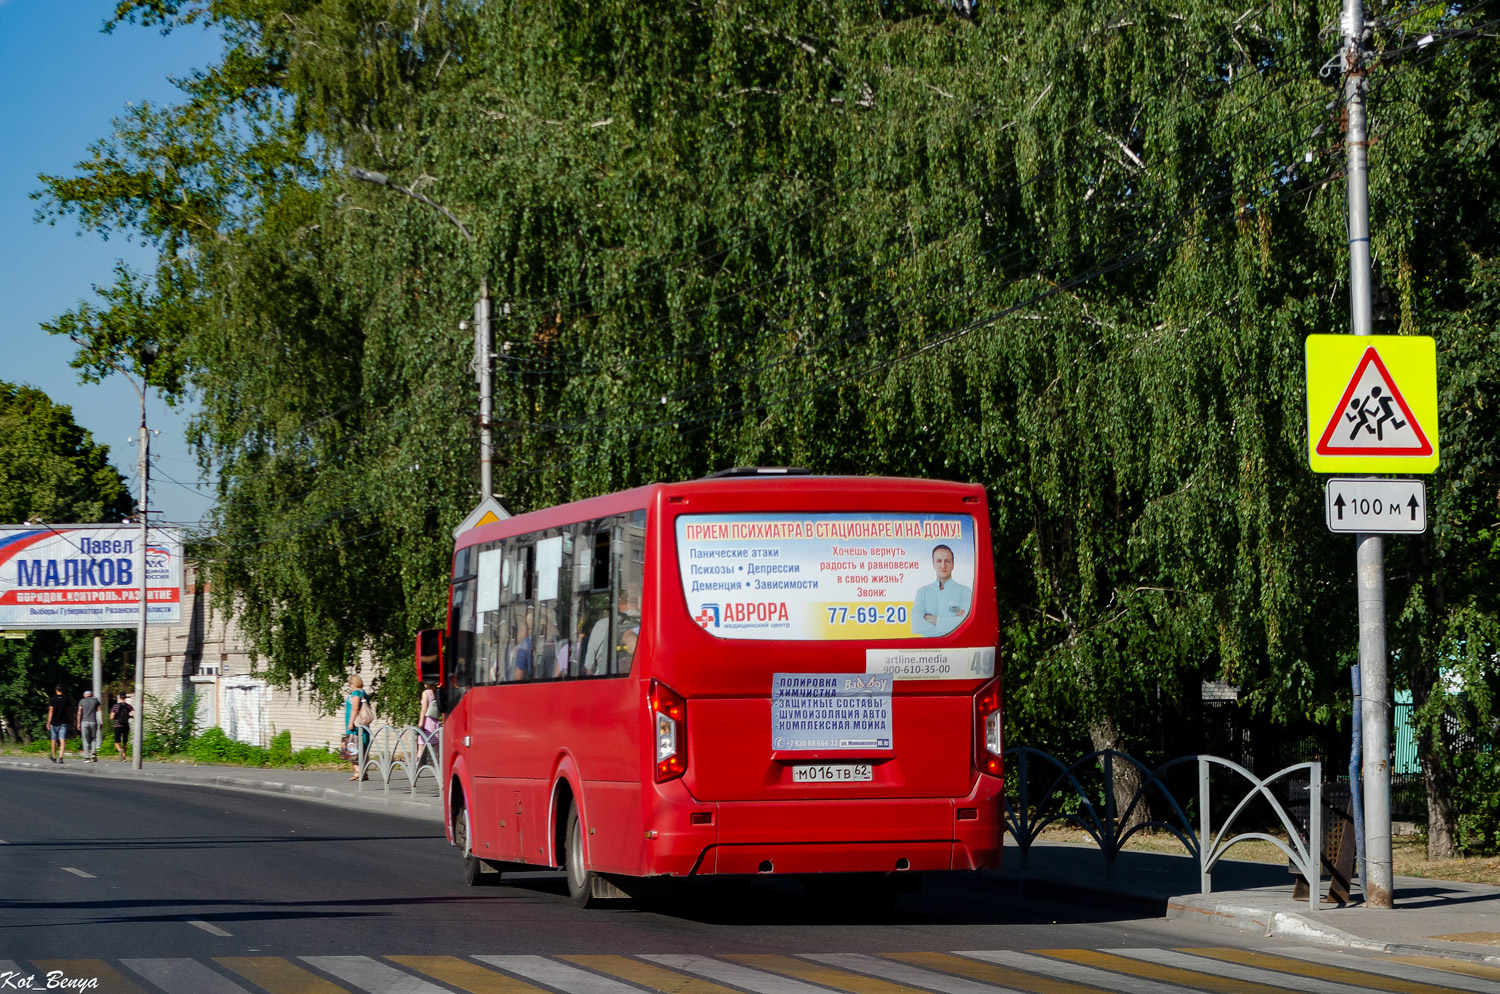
0;525;183;629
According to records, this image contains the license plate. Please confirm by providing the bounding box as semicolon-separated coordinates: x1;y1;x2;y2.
792;763;873;783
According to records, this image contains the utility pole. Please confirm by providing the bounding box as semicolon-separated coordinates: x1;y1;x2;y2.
1341;0;1393;909
132;409;149;772
475;279;494;500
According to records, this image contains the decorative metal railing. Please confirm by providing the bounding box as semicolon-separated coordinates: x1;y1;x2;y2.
1004;747;1324;901
355;724;442;797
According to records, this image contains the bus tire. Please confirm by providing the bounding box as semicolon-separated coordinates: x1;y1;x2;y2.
457;796;499;887
564;803;597;908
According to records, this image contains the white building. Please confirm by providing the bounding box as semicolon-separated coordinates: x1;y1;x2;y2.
140;561;354;751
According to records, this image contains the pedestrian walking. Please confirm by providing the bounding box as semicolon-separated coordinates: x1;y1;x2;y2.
111;695;134;761
46;685;69;764
344;675;372;781
77;690;102;762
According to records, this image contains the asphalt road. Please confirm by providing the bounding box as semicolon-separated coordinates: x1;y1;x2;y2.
2;769;1492;994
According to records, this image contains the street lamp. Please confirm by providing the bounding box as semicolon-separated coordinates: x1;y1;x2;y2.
347;167;495;499
90;341;156;772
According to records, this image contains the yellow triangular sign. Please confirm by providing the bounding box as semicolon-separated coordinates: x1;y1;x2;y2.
453;496;511;539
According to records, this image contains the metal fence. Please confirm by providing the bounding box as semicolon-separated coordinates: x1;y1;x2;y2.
354;723;442;797
1004;747;1326;901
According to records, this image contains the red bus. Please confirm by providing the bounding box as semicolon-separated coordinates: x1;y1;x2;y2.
416;470;1003;906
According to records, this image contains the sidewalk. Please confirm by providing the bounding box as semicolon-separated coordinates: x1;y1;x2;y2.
1001;838;1500;965
0;752;442;822
9;753;1500;964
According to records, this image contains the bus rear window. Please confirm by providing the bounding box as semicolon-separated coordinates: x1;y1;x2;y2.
676;512;977;641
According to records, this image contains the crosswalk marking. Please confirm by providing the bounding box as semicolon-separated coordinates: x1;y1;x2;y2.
1183;947;1489;994
956;950;1202;994
646;954;841;994
31;960;152;994
728;953;926;994
4;948;1493;994
302;956;455;994
392;955;555;994
562;955;747;994
476;955;659;994
1388;957;1500;988
123;957;256;994
1106;948;1376;994
218;957;351;994
833;952;1115;994
1033;947;1301;994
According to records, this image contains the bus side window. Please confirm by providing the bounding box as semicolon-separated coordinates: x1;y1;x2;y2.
613;511;647;675
505;544;536;682
474;541;505;685
449;578;476;690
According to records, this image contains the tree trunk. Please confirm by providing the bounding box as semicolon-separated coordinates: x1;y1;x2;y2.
1090;715;1149;832
1411;664;1460;858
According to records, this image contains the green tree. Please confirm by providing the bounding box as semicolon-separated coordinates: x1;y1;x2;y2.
36;0;1500;849
0;383;136;741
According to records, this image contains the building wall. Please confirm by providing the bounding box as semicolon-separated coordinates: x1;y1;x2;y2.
138;561;359;752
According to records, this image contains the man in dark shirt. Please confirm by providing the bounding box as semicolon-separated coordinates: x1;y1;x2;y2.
45;686;68;764
77;690;102;763
111;696;134;761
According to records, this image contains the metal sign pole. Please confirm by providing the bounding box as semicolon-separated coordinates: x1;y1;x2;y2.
1341;0;1392;908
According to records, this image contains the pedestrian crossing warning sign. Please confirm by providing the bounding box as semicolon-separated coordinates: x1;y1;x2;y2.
1306;334;1438;474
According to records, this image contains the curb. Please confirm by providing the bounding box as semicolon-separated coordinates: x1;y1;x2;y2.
1167;894;1500;966
0;756;443;823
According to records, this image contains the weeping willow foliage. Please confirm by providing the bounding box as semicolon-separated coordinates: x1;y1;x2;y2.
40;0;1500;847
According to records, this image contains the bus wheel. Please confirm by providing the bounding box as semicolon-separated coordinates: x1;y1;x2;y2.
457;797;498;887
564;804;596;908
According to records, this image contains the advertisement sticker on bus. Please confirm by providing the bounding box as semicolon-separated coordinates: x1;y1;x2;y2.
676;513;977;641
772;672;892;751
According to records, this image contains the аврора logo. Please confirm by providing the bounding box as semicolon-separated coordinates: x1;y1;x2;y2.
695;604;720;629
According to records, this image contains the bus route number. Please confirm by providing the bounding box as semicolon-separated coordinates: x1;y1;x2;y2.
827;605;908;626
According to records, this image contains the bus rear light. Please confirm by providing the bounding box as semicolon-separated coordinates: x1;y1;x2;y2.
650;680;687;782
975;678;1003;777
690;811;713;826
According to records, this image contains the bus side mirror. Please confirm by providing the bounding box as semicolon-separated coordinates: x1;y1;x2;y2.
416;629;444;687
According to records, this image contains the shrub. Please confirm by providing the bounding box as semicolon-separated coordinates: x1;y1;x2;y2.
143;691;202;755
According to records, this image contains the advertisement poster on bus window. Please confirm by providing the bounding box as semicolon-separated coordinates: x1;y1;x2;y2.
676;512;977;641
0;525;183;629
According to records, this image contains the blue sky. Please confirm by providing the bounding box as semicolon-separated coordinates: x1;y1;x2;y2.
0;0;222;526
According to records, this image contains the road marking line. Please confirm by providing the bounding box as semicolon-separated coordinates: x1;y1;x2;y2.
644;955;837;994
841;952;1116;994
32;960;151;994
61;866;96;878
562;955;745;994
475;956;650;994
955;951;1201;994
1188;948;1494;994
1389;957;1500;988
302;956;455;994
1106;949;1372;994
728;954;922;994
391;956;553;994
1030;948;1291;994
123;958;256;994
218;957;349;994
188;920;233;936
